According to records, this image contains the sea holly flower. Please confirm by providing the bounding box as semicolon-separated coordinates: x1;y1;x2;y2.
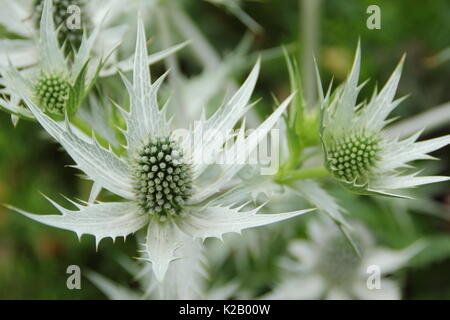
6;17;313;281
264;219;423;300
319;44;450;198
0;0;106;120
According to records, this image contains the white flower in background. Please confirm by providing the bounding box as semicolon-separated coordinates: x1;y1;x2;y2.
320;44;450;198
6;17;313;281
264;219;423;300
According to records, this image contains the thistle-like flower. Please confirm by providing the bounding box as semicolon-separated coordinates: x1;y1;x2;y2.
319;44;450;198
264;219;423;300
6;17;313;281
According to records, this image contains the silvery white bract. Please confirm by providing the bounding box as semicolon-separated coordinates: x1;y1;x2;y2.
264;219;423;300
7;17;313;281
319;43;450;198
386;101;450;139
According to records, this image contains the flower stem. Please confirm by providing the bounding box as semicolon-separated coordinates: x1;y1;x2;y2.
276;166;329;183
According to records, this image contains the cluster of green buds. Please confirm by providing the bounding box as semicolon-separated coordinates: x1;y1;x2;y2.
34;72;71;115
326;130;380;184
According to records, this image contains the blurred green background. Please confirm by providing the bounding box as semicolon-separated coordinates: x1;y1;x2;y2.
0;0;449;299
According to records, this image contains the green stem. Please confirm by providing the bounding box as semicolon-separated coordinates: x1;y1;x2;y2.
276;166;329;184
